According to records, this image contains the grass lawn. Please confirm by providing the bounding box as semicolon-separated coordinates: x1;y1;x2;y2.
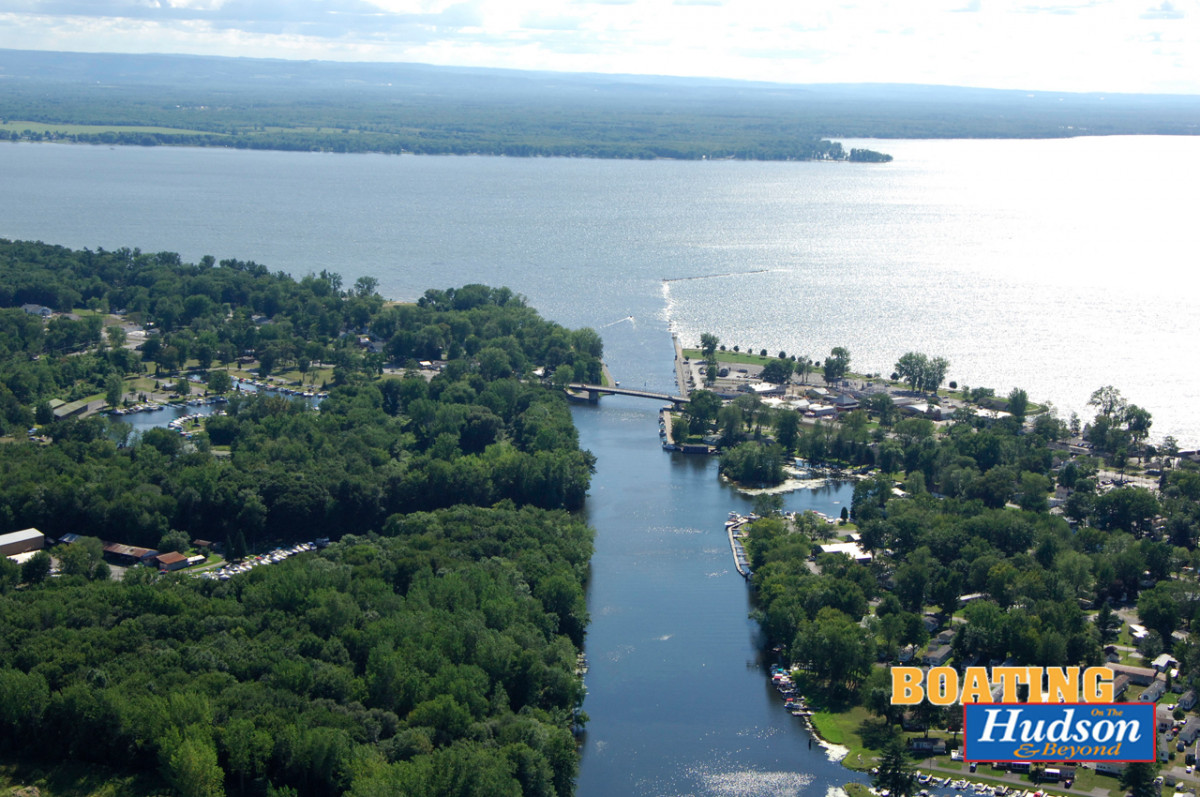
0;758;170;797
683;348;774;367
811;706;879;771
3;120;220;137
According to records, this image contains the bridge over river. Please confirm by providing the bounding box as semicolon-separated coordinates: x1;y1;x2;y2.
566;383;689;406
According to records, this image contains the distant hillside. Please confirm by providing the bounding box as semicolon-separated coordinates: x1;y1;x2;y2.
1;49;1198;159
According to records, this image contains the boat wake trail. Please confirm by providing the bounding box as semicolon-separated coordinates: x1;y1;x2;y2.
598;314;636;329
662;269;775;283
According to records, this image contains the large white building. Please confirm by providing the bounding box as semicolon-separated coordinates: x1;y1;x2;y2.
0;528;45;558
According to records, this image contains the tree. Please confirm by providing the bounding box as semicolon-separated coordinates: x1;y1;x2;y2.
759;358;793;385
105;374;125;407
684;390;721;435
58;536;105;579
671;415;689;444
106;324;127;349
1018;472;1051;513
1089;385;1127;418
159;528;192;554
795;356;813;385
354;275;379;297
551;364;574;389
865;392;897;426
895;352;929;392
1119;761;1158;797
1124;404;1153;456
21;550;51;584
164;731;226;797
206;369;232;394
1138;582;1181;644
926;357;949;395
874;739;917;797
775;410;801;452
1095;603;1121;643
700;333;719;359
1007;387;1029;420
798;607;873;689
823;347;851;383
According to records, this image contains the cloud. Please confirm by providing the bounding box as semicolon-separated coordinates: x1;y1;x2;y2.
2;0;1199;94
1019;1;1098;15
519;11;583;31
1141;1;1183;19
6;0;482;40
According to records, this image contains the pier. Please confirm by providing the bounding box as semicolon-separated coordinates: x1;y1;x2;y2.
725;515;753;579
672;333;692;400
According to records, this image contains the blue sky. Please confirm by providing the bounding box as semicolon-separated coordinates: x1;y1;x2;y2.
1;0;1197;93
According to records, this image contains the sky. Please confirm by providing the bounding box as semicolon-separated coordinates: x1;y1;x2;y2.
1;0;1198;94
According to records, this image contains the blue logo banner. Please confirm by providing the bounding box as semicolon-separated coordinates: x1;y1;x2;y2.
963;703;1156;762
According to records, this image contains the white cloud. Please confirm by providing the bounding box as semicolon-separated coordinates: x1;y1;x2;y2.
1141;0;1184;19
0;0;1198;93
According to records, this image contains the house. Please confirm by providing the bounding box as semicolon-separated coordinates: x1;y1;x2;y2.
20;303;52;317
1180;718;1200;746
1106;663;1158;686
1152;654;1179;673
155;552;189;571
1179;689;1197;711
818;541;872;563
1138;678;1167;702
834;394;859;413
1096;761;1127;776
908;738;946;755
102;542;157;565
1158;704;1175;731
1113;674;1131;698
0;528;45;558
923;645;953;667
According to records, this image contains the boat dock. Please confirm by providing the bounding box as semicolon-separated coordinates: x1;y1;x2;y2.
726;514;753;579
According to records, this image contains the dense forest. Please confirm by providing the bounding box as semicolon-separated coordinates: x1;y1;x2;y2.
0;240;601;796
3;50;1199;162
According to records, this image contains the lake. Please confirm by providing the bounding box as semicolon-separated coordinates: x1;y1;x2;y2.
2;136;1196;794
3;137;1196;444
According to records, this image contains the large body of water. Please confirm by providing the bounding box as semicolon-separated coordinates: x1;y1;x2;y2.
2;137;1196;795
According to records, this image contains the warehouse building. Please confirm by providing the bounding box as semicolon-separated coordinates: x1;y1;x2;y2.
1;528;45;558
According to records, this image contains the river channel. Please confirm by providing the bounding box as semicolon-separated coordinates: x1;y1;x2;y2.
571;394;860;797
